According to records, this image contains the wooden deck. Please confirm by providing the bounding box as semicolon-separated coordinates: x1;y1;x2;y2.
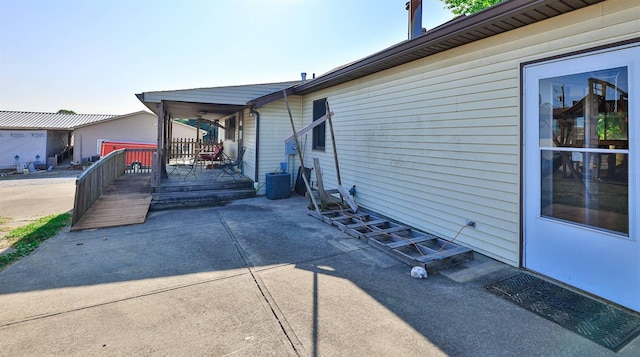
151;165;256;210
71;174;152;231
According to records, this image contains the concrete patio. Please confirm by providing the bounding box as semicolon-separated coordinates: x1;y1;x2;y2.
0;195;638;356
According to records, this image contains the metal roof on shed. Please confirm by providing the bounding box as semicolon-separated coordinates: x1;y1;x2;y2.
0;111;117;130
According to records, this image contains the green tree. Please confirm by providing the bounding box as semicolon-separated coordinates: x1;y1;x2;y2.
174;118;218;142
57;109;76;114
441;0;503;16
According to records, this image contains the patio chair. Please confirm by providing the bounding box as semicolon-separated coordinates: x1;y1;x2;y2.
171;146;205;180
216;147;246;180
198;142;224;169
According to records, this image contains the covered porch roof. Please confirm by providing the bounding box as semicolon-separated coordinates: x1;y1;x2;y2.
135;81;300;119
136;81;300;187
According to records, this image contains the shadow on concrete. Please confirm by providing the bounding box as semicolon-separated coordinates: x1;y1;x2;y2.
0;195;636;356
0;196;356;295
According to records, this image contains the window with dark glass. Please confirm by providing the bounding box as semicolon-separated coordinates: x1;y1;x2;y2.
312;98;326;150
225;117;236;142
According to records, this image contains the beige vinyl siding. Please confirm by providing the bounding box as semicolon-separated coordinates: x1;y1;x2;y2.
296;0;638;266
242;108;257;182
254;96;303;195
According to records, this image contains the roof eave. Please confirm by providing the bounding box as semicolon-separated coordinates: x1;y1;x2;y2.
136;93;161;115
292;0;605;95
72;110;153;129
0;126;72;131
247;87;296;109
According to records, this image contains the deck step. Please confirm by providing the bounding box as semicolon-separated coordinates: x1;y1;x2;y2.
152;178;254;193
151;188;256;210
307;209;473;272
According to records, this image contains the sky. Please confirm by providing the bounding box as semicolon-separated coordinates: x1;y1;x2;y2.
0;0;454;115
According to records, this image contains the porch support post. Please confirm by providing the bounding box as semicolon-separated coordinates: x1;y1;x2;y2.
153;101;166;186
196;118;202;149
168;118;173;161
163;108;169;179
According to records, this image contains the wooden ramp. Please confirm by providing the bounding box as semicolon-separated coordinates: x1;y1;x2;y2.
71;175;152;231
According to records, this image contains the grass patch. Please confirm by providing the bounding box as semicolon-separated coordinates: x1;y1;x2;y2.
0;213;71;270
0;216;13;232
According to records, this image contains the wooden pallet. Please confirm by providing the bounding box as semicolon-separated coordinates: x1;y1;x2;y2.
308;209;474;272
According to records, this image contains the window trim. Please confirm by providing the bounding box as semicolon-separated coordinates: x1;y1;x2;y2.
225;117;236;142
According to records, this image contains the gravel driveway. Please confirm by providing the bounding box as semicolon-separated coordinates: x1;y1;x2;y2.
0;169;81;245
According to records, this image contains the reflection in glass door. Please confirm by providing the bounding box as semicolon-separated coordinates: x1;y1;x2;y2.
524;44;639;312
539;67;629;234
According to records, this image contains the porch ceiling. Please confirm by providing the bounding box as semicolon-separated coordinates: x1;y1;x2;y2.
151;100;246;119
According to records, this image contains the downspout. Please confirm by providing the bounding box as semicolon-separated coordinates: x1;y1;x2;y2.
250;107;260;183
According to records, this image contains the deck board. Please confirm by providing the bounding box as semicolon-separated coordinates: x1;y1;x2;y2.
71;175;151;231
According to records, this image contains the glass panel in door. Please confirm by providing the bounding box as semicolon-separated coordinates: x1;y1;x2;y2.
538;67;629;235
524;44;639;312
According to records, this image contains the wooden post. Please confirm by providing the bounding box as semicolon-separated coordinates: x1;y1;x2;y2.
326;101;341;187
168;118;173;162
313;158;327;211
283;90;321;215
154;102;164;186
325;100;344;205
196;118;202;151
162;109;169;179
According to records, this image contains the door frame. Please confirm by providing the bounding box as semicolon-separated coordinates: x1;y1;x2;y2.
520;39;640;311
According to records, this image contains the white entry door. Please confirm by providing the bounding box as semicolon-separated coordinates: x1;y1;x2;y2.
524;44;639;312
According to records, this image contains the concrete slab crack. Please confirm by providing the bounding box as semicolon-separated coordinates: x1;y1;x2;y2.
216;210;306;357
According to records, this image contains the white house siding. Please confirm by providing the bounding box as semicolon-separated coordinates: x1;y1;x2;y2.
294;0;639;266
252;97;303;195
73;112;158;162
242;109;256;182
73;112;201;162
0;130;48;169
172;121;203;139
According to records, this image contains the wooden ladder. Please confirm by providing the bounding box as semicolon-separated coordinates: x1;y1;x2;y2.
308;209;474;272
